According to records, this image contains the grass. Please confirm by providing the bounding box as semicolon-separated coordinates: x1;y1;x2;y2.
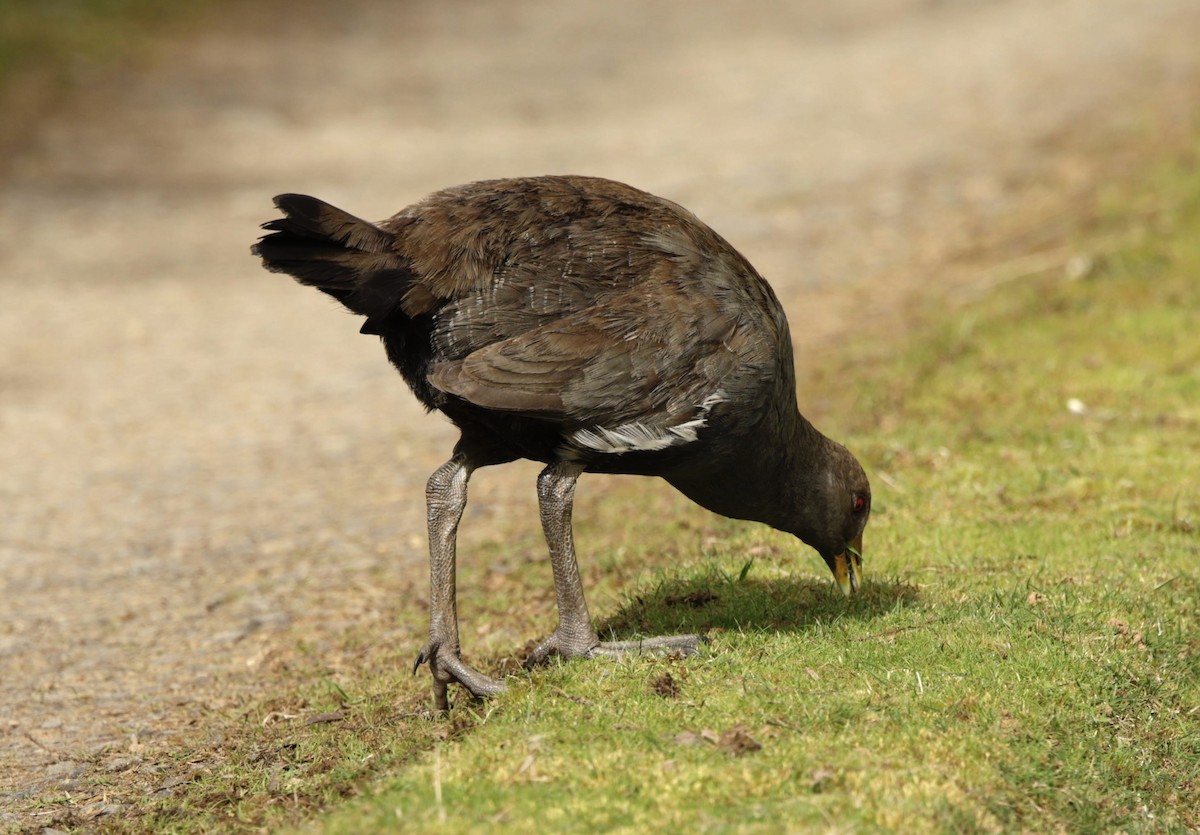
0;0;221;166
106;155;1200;832
0;0;214;83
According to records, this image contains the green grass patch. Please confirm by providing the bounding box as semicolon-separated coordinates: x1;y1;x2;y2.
0;0;217;88
133;157;1200;832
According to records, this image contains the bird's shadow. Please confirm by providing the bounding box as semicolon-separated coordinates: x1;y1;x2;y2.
591;573;920;643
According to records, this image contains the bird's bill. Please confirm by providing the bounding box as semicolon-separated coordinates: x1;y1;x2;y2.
832;535;863;596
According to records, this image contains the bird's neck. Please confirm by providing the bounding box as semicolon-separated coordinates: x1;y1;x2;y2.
665;403;829;533
762;409;834;534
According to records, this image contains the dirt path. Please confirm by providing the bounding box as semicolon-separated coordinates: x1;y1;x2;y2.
1;0;1197;827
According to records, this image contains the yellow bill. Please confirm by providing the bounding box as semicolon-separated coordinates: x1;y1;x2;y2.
832;534;863;596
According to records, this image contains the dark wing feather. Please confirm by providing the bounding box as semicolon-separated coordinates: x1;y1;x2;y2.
429;318;619;415
428;290;751;436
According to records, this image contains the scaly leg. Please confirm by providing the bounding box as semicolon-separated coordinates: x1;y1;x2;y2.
413;453;504;710
525;461;703;666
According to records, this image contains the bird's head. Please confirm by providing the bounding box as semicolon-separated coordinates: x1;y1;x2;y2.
802;441;871;596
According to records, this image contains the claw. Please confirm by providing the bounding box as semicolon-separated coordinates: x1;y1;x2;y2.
413;639;505;709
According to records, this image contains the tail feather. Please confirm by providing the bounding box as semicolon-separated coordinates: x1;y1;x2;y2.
252;194;414;329
264;193;393;254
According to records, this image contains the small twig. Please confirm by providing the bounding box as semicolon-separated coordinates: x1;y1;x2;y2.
857;624;920;642
23;731;61;757
1153;575;1180;592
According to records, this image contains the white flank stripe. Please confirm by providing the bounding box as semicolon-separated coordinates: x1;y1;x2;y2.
566;392;725;457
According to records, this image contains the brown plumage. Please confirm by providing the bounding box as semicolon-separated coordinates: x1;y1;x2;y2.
253;175;870;709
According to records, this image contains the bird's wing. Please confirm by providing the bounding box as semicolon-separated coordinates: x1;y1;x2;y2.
428;292;753;440
428;320;596;414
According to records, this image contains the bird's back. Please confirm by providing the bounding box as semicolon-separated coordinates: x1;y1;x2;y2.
254;176;796;470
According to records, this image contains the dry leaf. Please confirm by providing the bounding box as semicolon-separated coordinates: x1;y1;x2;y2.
303;711;344;726
717;724;762;756
651;672;680;699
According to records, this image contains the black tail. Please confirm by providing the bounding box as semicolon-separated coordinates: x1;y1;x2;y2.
252;194;413;331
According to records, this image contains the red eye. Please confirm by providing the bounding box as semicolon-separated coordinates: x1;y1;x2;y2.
853;495;867;513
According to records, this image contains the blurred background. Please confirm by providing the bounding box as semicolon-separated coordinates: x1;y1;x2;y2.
1;0;1197;819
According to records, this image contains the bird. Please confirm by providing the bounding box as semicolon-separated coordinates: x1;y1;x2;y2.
252;175;870;710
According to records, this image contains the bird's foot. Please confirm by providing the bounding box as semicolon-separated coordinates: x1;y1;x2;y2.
524;630;704;668
413;640;505;711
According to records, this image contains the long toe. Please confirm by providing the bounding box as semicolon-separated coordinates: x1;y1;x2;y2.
588;633;706;659
525;632;705;667
414;644;505;709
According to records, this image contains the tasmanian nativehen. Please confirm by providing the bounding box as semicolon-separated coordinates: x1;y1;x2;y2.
253;175;870;709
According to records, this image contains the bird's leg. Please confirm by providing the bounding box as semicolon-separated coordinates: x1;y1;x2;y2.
528;461;596;659
524;461;703;667
413;454;504;710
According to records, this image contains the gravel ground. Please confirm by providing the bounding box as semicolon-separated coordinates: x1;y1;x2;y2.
1;0;1197;827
